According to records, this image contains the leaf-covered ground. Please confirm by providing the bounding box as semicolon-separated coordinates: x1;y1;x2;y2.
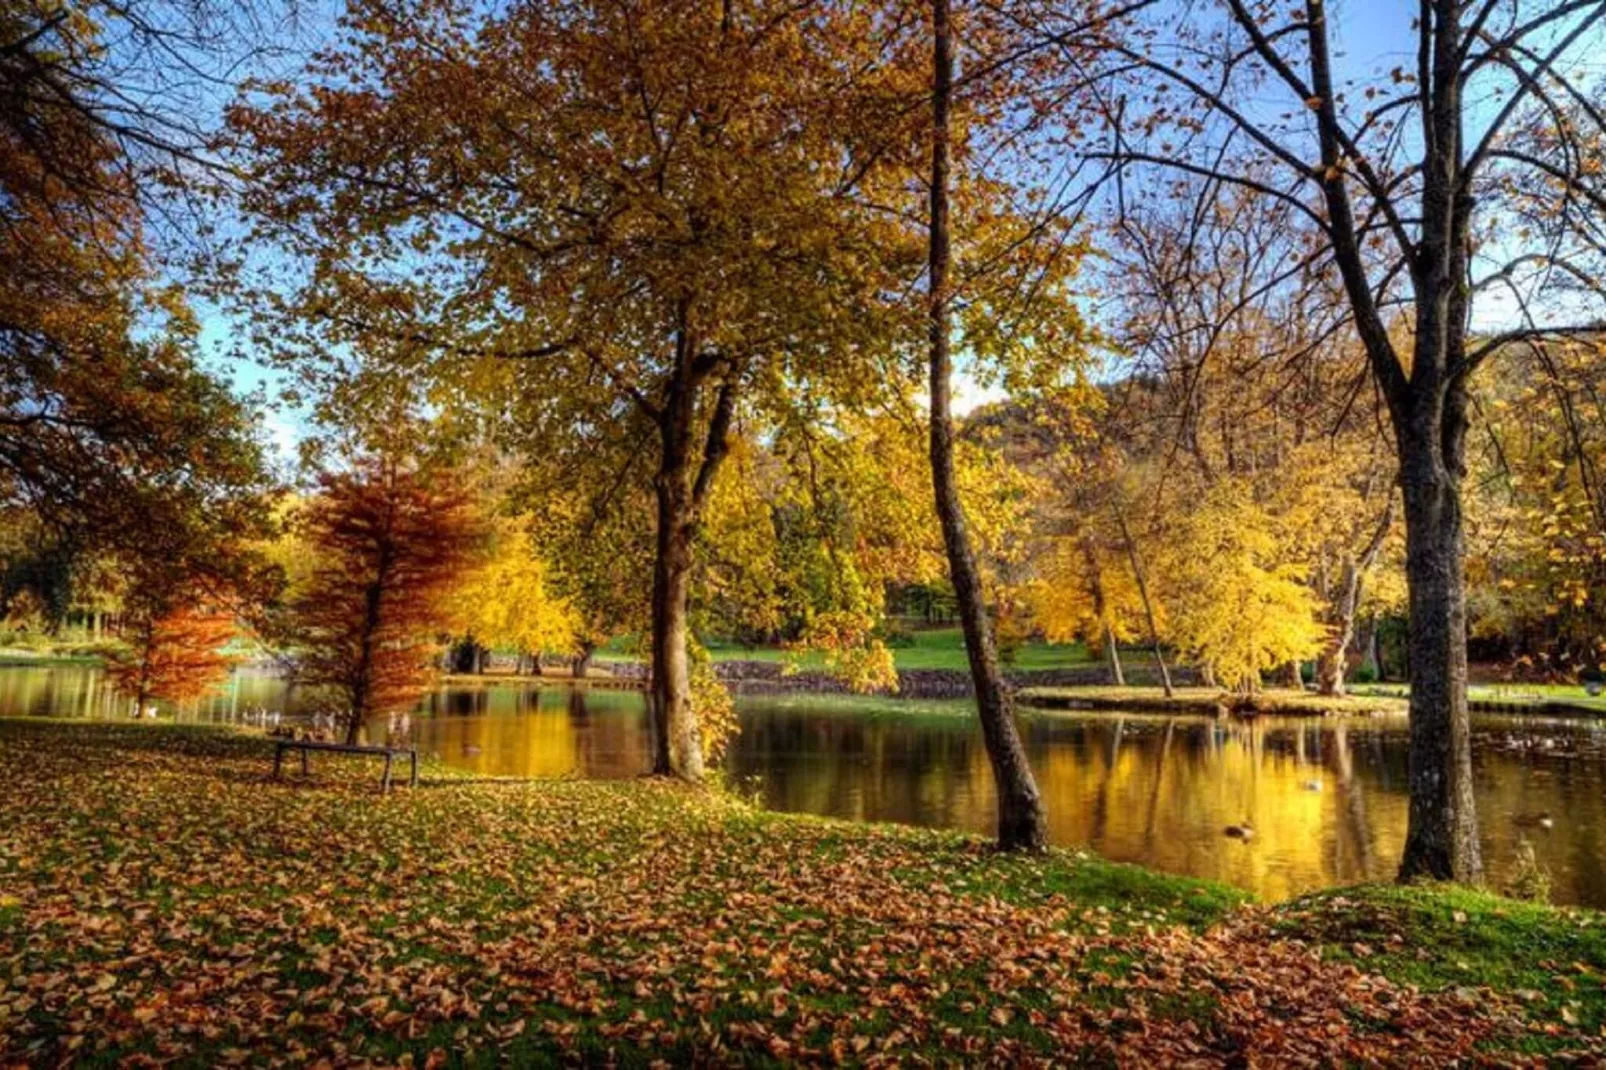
3;720;1604;1067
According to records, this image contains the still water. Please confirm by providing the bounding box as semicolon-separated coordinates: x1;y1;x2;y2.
5;663;1606;907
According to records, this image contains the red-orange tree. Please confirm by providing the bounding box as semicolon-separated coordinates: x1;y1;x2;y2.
107;605;240;715
290;461;486;743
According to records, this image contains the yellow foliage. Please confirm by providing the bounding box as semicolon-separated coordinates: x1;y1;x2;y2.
689;644;739;765
1027;538;1144;649
459;518;577;656
1160;483;1327;692
787;609;900;695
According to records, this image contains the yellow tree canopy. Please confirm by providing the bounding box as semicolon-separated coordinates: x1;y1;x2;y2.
1160;482;1327;692
459;518;576;657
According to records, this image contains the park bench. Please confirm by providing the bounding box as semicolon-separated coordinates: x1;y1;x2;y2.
272;739;418;792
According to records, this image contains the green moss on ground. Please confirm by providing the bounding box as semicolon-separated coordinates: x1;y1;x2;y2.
1272;883;1606;1052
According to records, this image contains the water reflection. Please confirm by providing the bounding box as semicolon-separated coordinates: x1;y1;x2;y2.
4;665;1606;907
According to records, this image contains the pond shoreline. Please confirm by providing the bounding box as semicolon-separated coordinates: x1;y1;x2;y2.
1016;684;1407;717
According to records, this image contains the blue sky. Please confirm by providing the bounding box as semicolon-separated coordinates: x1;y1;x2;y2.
197;0;1602;463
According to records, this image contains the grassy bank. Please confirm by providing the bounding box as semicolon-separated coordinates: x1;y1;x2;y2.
598;627;1094;674
2;719;1602;1064
0;647;106;668
1019;685;1408;717
1356;682;1606;716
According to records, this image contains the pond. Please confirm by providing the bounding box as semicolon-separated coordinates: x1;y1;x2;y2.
5;663;1606;907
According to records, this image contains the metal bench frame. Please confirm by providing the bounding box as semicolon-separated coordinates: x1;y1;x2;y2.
272;739;419;791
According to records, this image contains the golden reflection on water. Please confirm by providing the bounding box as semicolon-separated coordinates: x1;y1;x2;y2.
5;665;1606;906
1029;719;1403;901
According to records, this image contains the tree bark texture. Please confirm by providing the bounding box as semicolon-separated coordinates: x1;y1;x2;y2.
647;324;736;781
928;0;1045;851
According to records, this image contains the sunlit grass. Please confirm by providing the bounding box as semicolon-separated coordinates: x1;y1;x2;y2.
598;627;1093;674
4;719;1602;1063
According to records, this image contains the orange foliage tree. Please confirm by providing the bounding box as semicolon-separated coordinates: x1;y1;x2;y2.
290;461;486;744
107;605;240;715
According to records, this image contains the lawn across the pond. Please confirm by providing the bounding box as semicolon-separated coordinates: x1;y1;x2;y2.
3;719;1604;1065
598;626;1094;674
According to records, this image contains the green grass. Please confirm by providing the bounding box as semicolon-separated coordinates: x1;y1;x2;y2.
1355;681;1606;713
3;718;1602;1064
599;627;1093;674
1271;883;1606;1052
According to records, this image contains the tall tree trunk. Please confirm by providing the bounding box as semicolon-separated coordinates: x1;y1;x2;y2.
928;0;1044;851
1395;393;1481;883
1280;660;1304;691
646;346;735;781
348;576;384;745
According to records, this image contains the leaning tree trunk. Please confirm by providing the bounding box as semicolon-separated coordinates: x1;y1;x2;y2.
1102;624;1125;687
1085;543;1124;686
1395;391;1482;884
1116;511;1173;697
928;0;1044;851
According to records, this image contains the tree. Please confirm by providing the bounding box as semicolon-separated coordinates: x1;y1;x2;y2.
1160;481;1326;693
1027;536;1142;685
1465;340;1606;678
2;0;283;594
459;517;576;675
288;460;486;744
107;604;239;715
231;0;926;780
1042;0;1606;877
927;0;1044;851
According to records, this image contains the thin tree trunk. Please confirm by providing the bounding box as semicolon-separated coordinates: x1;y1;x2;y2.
928;0;1044;851
348;576;384;745
1318;499;1394;697
1084;542;1124;686
1102;623;1125;687
1115;511;1173;697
